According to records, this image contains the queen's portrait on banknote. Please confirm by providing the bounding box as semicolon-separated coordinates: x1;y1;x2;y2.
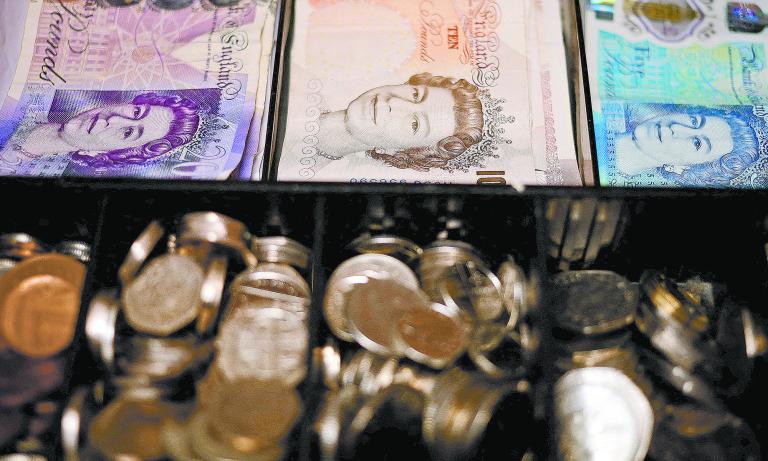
11;92;200;168
611;103;765;187
310;72;483;172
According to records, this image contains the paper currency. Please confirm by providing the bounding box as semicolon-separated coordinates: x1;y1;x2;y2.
275;0;581;186
583;0;768;188
0;0;269;180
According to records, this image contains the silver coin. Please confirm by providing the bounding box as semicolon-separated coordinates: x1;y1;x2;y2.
324;254;418;341
187;411;285;461
215;306;308;386
397;302;469;369
347;234;422;263
85;290;120;369
0;233;46;260
252;236;311;270
122;254;205;336
56;240;91;264
118;221;164;287
118;336;208;380
439;261;504;322
419;241;485;301
552;271;638;335
0;258;16;279
554;367;653;461
178;211;256;267
345;276;429;356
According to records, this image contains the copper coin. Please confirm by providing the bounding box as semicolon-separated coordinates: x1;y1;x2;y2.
0;254;85;358
397;303;468;368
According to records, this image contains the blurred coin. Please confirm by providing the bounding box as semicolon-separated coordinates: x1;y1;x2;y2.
216;306;307;386
638;348;720;409
178;212;256;267
0;259;16;279
324;254;418;342
559;199;597;270
742;307;767;359
0;254;84;357
0;456;47;461
122;254;204;336
341;350;399;396
314;387;363;461
554;367;653;461
641;271;710;335
188;411;284;461
714;301;753;396
118;336;209;381
312;340;342;391
419;241;485;300
439;261;504;322
229;263;310;319
552;271;638;336
0;233;46;260
397;303;468;369
118;221;164;287
498;258;527;329
347;234;422;263
207;380;301;453
55;241;91;264
89;397;179;461
345;276;429;356
252;236;311;271
662;404;729;438
196;256;227;336
62;387;90;461
85;290;120;370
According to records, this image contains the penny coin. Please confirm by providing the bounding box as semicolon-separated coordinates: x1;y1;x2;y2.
0;254;85;358
345;277;429;356
552;271;638;336
208;380;301;451
324;254;418;342
215;306;308;386
397;303;468;369
554;367;653;461
89;398;175;461
122;254;204;336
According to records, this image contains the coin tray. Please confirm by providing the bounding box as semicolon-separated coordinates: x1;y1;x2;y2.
2;179;768;459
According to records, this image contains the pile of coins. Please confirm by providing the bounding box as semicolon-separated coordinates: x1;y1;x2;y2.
0;233;89;456
315;233;539;459
71;212;311;460
551;270;765;461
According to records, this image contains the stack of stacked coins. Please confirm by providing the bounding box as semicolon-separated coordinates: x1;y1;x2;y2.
0;233;89;458
71;212;311;460
551;269;765;461
314;227;539;460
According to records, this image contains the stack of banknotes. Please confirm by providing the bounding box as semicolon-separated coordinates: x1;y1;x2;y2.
0;0;585;186
582;0;768;188
0;0;280;180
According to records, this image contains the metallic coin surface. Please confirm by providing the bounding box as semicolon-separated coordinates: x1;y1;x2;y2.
188;411;285;461
554;367;653;461
0;259;17;279
229;263;310;320
419;241;485;300
55;241;91;264
397;303;468;369
215;306;308;386
439;261;504;322
0;254;85;357
178;211;256;267
347;234;422;263
498;258;526;328
118;335;206;380
641;271;710;334
663;404;728;438
0;233;46;260
118;221;164;287
196;256;227;336
208;380;301;451
89;398;174;461
85;290;120;369
552;271;638;335
122;254;204;336
324;254;418;342
252;236;311;270
345;276;429;356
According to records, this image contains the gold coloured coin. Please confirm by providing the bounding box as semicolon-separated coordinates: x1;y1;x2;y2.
89;398;176;461
0;254;84;358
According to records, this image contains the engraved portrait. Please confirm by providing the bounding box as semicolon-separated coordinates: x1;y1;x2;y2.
613;103;763;187
311;72;486;172
6;88;221;169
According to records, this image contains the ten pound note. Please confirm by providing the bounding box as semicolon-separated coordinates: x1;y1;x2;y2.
583;0;768;188
276;0;582;186
0;0;273;180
